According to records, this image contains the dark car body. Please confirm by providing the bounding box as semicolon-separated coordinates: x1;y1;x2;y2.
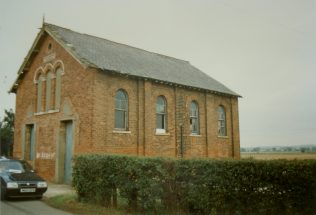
0;157;47;200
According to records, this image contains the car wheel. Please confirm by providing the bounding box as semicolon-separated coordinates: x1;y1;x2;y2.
0;188;6;201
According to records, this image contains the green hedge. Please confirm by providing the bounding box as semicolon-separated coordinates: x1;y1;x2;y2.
73;155;316;214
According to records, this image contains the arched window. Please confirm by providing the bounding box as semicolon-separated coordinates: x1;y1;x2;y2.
190;101;199;134
34;63;63;113
45;71;54;111
37;74;45;112
55;68;62;110
156;96;167;133
115;90;128;130
218;105;227;136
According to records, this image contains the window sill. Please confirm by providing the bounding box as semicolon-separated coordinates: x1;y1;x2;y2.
113;130;131;134
34;109;59;116
155;132;170;136
218;135;229;139
190;134;202;137
156;128;167;134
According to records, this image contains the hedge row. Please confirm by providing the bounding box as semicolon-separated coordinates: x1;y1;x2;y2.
72;155;316;214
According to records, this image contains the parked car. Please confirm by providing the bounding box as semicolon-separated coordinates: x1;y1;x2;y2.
0;157;47;200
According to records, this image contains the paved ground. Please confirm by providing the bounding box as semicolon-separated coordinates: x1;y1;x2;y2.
0;199;73;215
0;183;75;215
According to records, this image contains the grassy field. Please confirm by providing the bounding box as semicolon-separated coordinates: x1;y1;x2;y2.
241;152;316;160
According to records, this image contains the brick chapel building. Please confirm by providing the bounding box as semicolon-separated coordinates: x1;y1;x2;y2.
10;23;240;183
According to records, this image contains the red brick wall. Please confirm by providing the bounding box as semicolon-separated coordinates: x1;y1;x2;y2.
13;32;240;182
91;72;240;159
13;33;95;181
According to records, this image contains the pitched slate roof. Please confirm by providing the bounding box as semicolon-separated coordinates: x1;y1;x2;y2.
10;23;239;97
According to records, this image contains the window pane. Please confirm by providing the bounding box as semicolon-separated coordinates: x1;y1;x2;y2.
191;118;198;133
218;121;221;134
156;114;163;129
46;72;53;111
190;101;198;117
115;90;128;130
156;96;166;113
218;106;226;136
156;114;165;129
115;110;125;129
219;112;225;120
190;101;199;134
116;99;127;110
116;90;126;100
220;127;226;136
115;90;127;110
37;79;42;112
156;104;165;113
55;69;62;110
157;96;164;106
218;106;225;119
190;103;195;116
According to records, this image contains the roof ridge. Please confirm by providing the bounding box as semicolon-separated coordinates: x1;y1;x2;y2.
43;22;190;64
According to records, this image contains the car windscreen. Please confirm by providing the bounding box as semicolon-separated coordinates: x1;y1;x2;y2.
0;161;33;173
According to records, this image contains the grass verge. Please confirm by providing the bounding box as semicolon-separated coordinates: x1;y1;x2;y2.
44;193;128;215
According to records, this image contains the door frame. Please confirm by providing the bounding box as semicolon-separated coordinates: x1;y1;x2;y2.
55;120;74;184
22;123;36;168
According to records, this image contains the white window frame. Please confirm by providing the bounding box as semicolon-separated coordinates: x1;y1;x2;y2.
156;96;167;134
114;90;128;130
218;105;227;137
190;101;199;135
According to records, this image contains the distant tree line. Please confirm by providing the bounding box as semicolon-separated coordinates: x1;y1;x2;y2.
241;145;316;153
0;109;14;157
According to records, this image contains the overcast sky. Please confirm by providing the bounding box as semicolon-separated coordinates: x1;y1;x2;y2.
0;0;315;147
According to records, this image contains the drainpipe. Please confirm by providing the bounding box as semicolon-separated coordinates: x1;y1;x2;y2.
0;119;2;156
180;124;184;158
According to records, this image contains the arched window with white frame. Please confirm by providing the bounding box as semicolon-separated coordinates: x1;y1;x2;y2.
190;101;199;135
156;96;167;133
115;89;128;130
218;105;227;136
36;74;45;112
45;71;55;111
55;68;62;110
